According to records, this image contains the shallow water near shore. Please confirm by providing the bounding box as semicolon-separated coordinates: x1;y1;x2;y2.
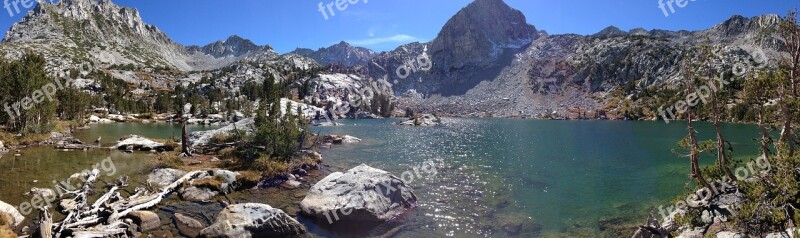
0;123;219;210
0;120;764;237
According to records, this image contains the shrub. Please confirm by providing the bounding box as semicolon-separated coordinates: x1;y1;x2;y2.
252;156;290;178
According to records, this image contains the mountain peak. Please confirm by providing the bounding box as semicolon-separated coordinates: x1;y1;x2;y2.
430;0;540;68
707;14;781;39
594;26;627;37
290;41;374;66
190;35;267;58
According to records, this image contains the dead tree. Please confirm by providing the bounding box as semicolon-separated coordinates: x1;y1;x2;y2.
181;123;192;157
31;169;209;238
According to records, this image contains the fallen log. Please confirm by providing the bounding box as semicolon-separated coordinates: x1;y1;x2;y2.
31;169;212;237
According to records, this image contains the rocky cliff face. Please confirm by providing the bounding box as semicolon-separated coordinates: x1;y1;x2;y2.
0;0;285;72
1;0;194;71
429;0;542;69
292;41;375;67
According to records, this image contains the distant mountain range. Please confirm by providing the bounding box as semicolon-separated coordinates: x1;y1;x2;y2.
0;0;788;118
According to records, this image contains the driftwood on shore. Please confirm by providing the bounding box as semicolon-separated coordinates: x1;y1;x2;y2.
28;169;207;238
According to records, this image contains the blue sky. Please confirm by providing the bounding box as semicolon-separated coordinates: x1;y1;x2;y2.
0;0;797;53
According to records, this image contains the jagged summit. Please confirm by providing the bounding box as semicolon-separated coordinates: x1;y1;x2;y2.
594;26;627;37
429;0;541;68
187;35;272;58
291;40;374;66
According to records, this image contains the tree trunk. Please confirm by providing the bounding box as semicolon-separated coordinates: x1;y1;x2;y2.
688;114;715;194
709;81;736;182
181;123;192;157
758;109;772;158
714;120;737;182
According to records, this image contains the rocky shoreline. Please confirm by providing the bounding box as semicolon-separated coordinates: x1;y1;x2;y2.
0;119;430;238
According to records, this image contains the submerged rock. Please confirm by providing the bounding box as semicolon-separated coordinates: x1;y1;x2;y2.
126;210;160;232
300;164;417;223
198;203;306;238
174;213;205;238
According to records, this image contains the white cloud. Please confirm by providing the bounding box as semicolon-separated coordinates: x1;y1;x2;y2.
348;34;419;46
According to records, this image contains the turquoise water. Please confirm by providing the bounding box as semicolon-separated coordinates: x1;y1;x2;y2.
0;120;765;237
310;118;763;237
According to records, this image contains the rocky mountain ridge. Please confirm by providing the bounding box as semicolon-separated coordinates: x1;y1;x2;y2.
292;41;375;67
0;0;790;120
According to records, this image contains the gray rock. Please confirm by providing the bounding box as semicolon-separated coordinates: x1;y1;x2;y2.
198;203;306;238
58;199;77;212
126;210;160;232
281;180;301;190
715;231;746;238
765;229;797;238
114;135;169;152
0;200;23;228
174;213;205;238
177;169;240;202
188;118;254;148
676;227;705;238
147;168;188;188
300;164;417;223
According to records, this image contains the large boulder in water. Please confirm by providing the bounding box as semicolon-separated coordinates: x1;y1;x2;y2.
114;135;172;152
198;203;306;238
0;200;23;229
300;164;417;223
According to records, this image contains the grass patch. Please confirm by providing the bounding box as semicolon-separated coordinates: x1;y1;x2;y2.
185;175;225;190
253;156;291;178
237;170;263;188
150;153;184;169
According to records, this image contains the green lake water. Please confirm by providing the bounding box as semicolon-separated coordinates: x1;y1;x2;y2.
0;120;765;237
309;118;764;237
0;123;218;210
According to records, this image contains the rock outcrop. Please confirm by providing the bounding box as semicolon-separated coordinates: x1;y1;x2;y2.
188;118;255;148
300;164;417;223
198;203;306;238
